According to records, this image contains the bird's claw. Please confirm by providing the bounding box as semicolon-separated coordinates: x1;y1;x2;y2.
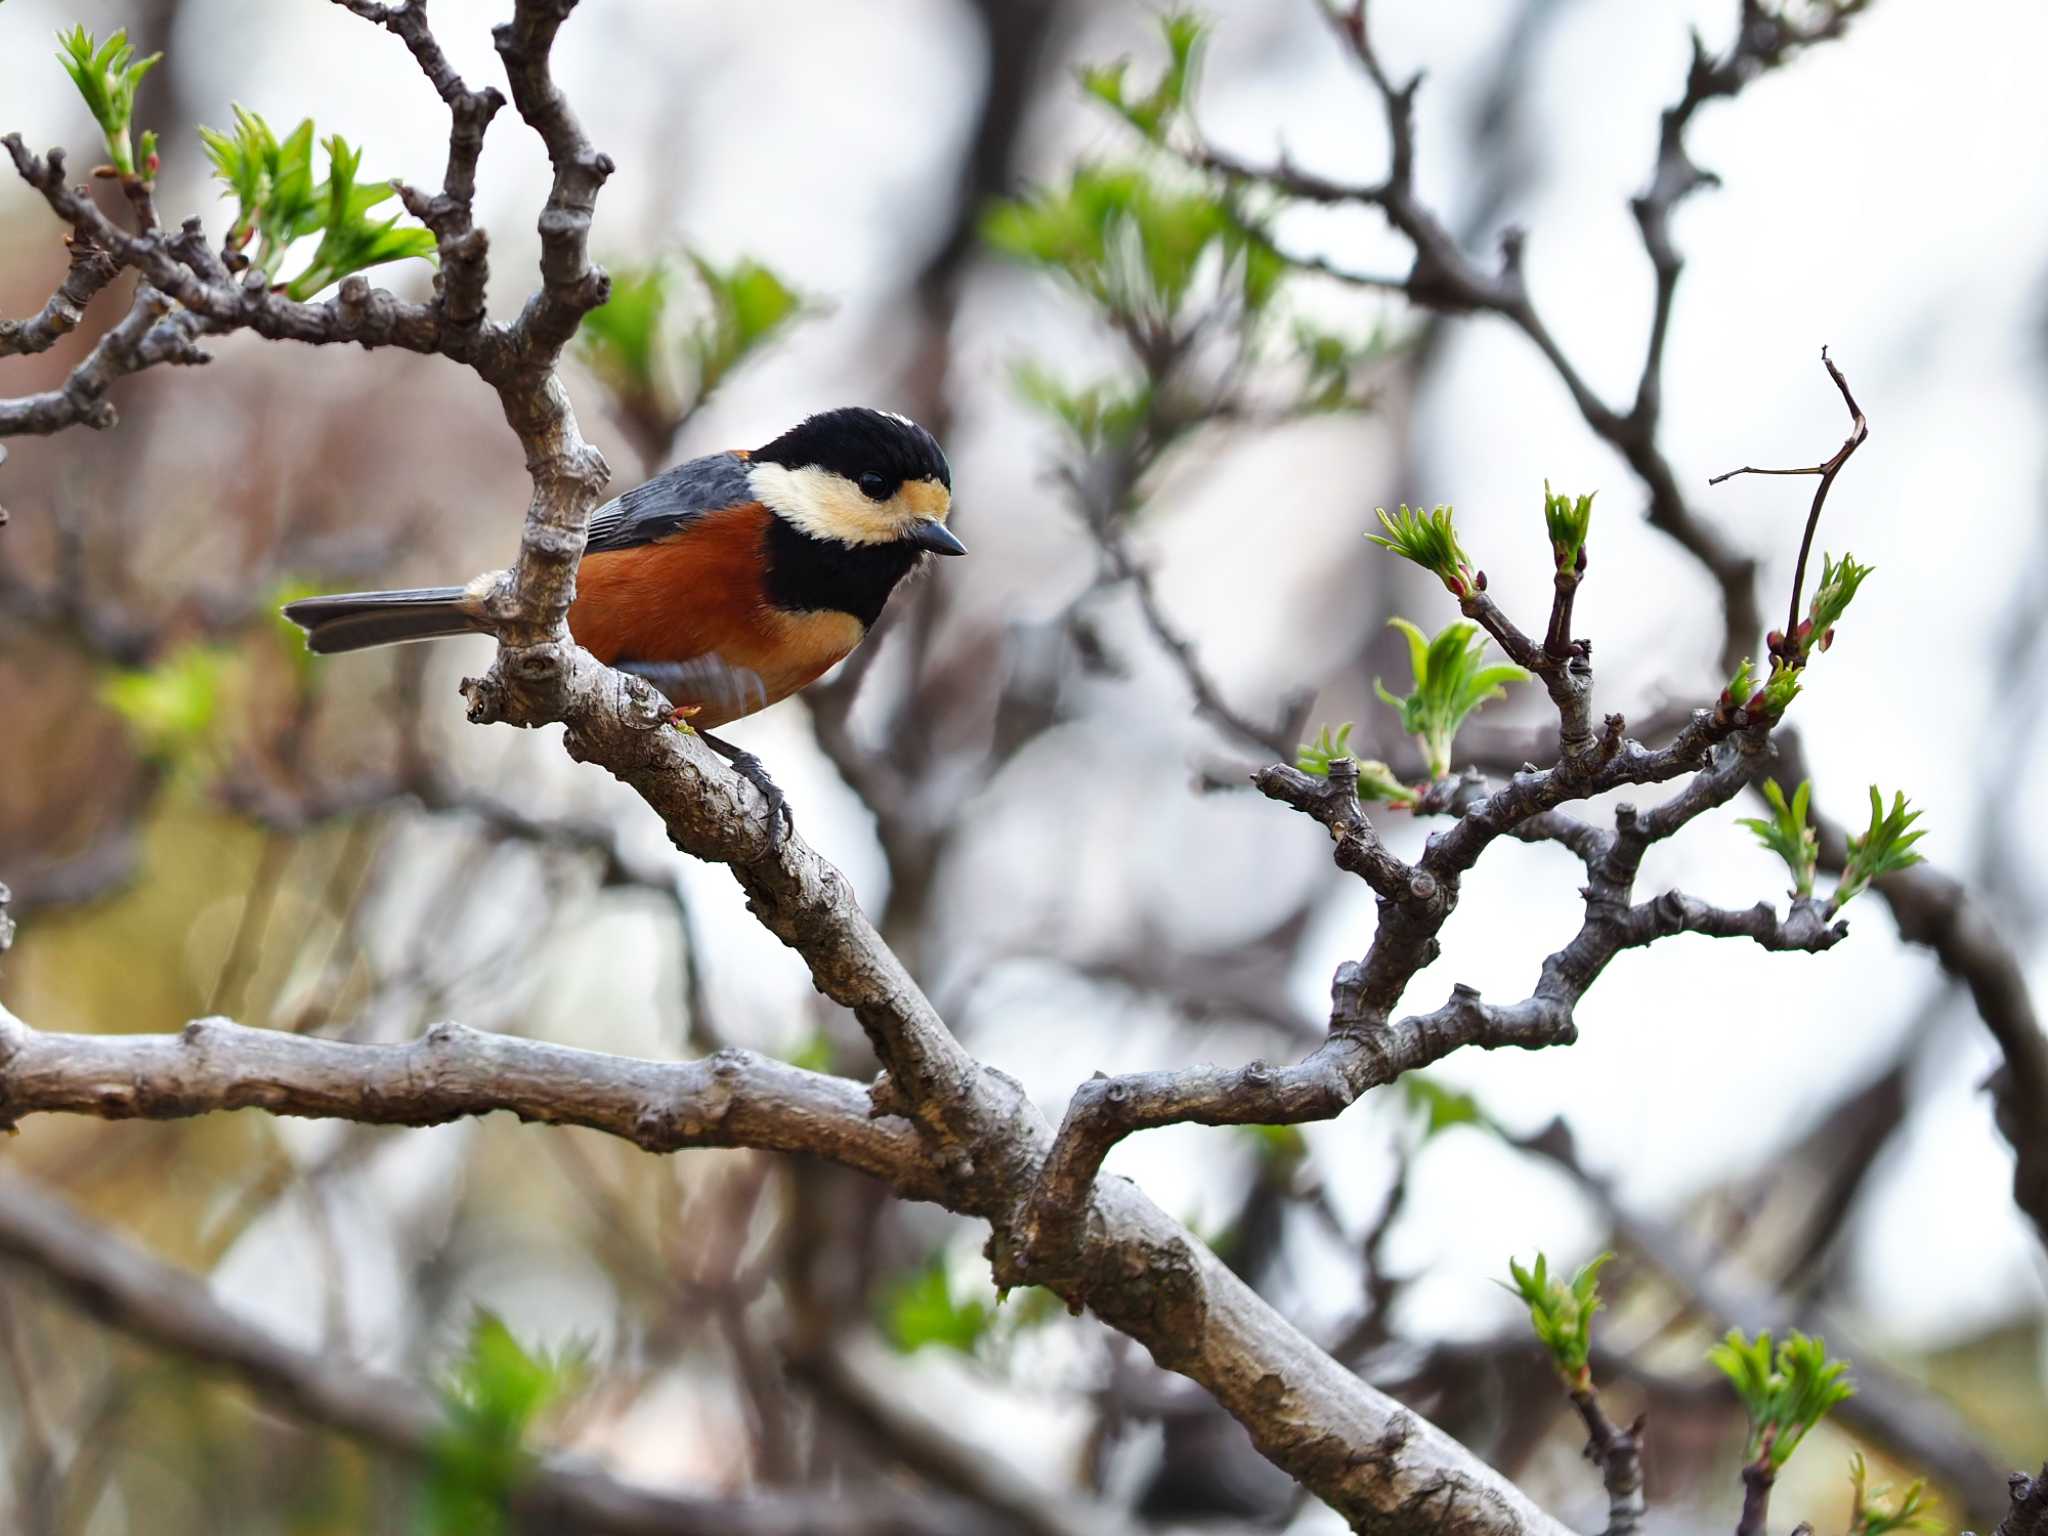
697;730;794;847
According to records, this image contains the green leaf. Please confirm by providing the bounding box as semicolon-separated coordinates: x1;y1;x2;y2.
686;254;804;397
1235;1122;1307;1170
1835;786;1925;907
1402;1074;1492;1140
1806;550;1874;652
879;1255;991;1356
1736;778;1817;898
983;164;1271;325
1502;1250;1610;1382
419;1311;587;1536
56;25;160;176
198;108;325;273
1294;723;1410;803
1373;617;1528;779
1849;1452;1941;1536
1707;1328;1854;1467
98;645;232;766
577;255;806;428
1366;504;1475;596
781;1031;835;1075
1723;657;1757;710
283;133;437;300
1290;318;1394;413
1012;363;1152;454
1079;10;1208;142
1761;663;1803;717
1295;720;1352;776
1541;481;1594;572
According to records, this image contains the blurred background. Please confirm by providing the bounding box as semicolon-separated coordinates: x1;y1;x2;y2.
2;0;2044;1531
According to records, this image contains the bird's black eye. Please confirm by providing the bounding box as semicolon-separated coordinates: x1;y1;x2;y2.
857;471;891;500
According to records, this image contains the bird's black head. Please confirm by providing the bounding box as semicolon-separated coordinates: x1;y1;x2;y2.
754;407;951;495
747;408;963;556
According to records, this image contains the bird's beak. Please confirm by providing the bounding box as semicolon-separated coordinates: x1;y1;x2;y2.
907;518;967;556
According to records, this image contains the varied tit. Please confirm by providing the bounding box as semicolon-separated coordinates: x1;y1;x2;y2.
282;407;964;837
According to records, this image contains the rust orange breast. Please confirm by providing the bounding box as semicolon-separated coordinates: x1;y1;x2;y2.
568;501;865;725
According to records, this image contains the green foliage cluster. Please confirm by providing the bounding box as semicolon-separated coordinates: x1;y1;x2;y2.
1366;503;1475;597
878;1253;1061;1360
577;255;803;429
1294;319;1394;414
420;1312;586;1536
1738;779;1819;897
984;163;1282;330
1374;618;1528;781
1502;1250;1610;1384
1729;551;1877;722
198;106;435;297
57;25;159;176
1707;1328;1855;1467
1849;1452;1939;1536
1837;786;1926;905
1236;1121;1309;1173
1401;1074;1492;1140
1542;481;1594;573
1079;10;1206;143
99;645;233;768
1806;551;1875;652
879;1254;992;1355
1736;779;1924;909
1011;364;1153;456
1293;722;1410;804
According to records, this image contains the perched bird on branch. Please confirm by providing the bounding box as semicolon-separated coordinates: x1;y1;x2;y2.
282;407;964;837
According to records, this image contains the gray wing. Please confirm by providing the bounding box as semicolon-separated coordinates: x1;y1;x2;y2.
584;450;755;553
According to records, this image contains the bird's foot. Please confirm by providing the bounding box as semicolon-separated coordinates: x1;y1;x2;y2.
697;729;794;846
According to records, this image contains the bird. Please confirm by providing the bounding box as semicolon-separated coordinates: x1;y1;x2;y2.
281;407;964;839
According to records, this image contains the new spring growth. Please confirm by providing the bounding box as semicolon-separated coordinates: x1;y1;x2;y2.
1374;618;1529;780
56;26;161;178
198;108;434;295
1724;552;1875;720
1503;1250;1611;1390
1737;779;1818;898
1542;481;1594;573
1294;722;1411;805
1836;786;1926;907
1848;1452;1939;1536
1080;9;1207;143
1368;504;1479;597
1707;1328;1855;1469
1767;551;1874;670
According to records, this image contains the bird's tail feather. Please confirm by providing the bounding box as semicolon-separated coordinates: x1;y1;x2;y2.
281;586;487;654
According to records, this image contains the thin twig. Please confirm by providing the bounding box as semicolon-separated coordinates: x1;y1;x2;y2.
1706;347;1869;638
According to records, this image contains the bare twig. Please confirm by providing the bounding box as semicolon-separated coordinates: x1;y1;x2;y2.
0;228;121;358
1565;1389;1644;1536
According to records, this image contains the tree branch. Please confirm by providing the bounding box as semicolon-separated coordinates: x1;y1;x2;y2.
0;226;121;359
0;1176;986;1536
0;1004;943;1201
1565;1388;1644;1536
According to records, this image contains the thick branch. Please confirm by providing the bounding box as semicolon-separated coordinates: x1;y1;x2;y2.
0;1176;980;1536
0;1004;942;1200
